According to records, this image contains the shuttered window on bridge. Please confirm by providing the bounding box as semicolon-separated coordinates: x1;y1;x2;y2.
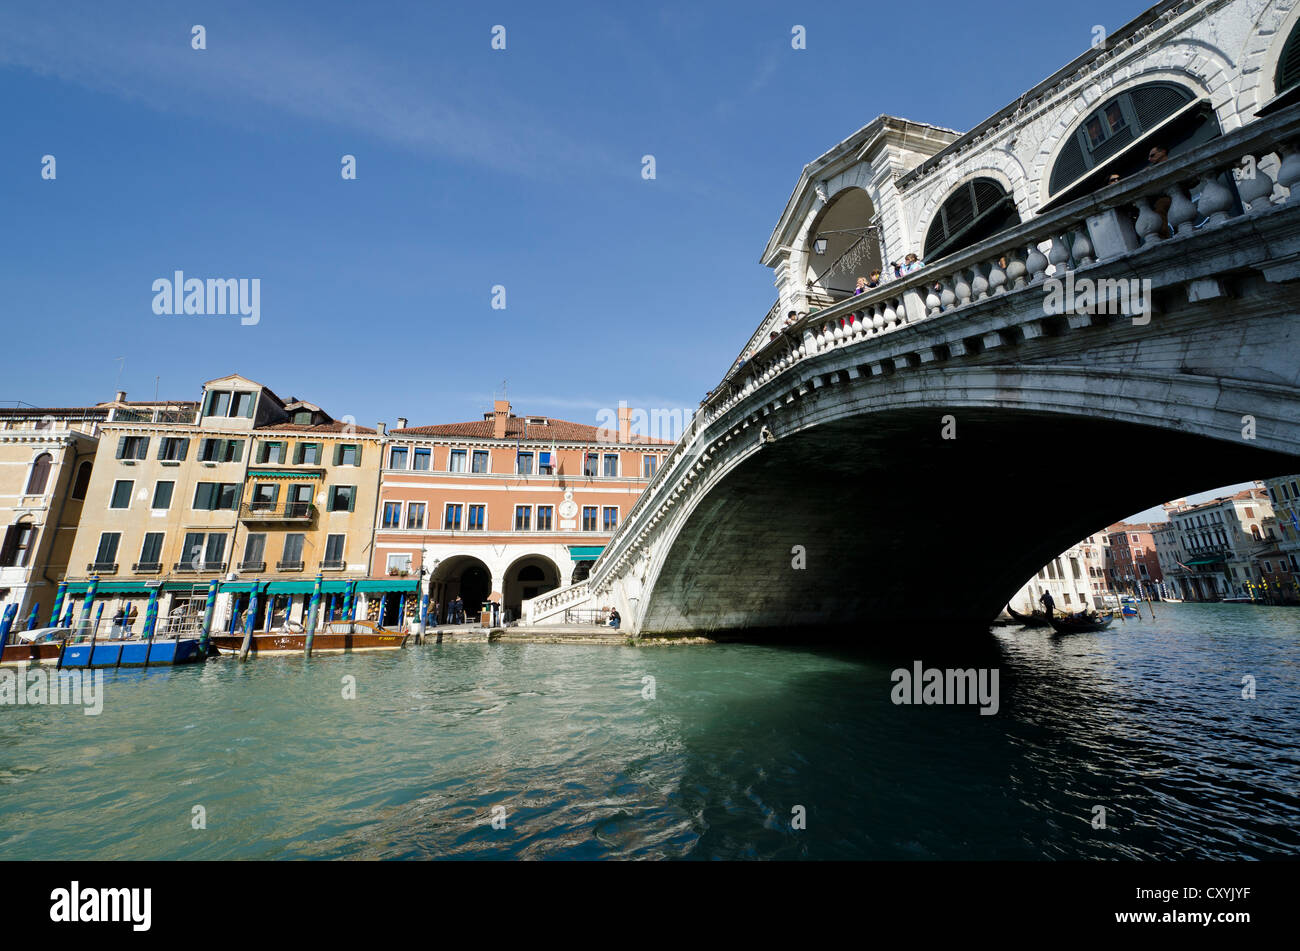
1047;81;1197;197
923;178;1020;262
1277;21;1300;97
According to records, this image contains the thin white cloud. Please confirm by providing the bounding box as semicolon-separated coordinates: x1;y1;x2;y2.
0;2;617;178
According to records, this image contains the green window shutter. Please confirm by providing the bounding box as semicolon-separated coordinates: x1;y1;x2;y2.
348;486;356;512
156;439;167;460
178;438;189;460
136;437;149;459
231;440;244;463
244;393;256;418
116;436;127;459
333;444;342;466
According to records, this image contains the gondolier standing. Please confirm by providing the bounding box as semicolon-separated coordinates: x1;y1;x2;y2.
1038;590;1056;617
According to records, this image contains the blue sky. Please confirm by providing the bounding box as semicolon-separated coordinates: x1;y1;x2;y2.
2;0;1166;425
5;0;1247;520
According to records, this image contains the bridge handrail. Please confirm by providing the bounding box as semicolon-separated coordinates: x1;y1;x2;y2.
594;101;1300;588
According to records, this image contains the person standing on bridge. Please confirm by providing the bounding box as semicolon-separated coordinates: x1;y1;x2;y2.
1039;590;1056;617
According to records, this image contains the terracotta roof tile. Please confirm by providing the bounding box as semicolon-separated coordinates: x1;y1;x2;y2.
392;416;673;445
257;421;377;434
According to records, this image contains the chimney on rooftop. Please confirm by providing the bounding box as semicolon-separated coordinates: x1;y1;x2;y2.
493;400;510;439
376;422;387;436
114;390;126;403
397;417;408;430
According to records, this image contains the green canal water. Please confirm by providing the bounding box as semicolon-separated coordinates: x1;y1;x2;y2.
1;602;1297;860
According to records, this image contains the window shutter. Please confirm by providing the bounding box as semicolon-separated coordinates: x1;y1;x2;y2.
135;437;149;459
0;526;17;566
334;444;343;466
116;436;127;459
178;438;189;460
231;440;244;463
348;486;356;512
157;439;167;460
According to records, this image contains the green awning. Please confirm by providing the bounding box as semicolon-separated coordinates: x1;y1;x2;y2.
247;469;323;479
1187;557;1223;566
219;581;263;593
65;582;161;595
355;579;419;593
567;546;605;561
265;580;351;594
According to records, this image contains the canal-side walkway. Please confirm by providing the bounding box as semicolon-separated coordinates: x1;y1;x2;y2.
417;623;712;646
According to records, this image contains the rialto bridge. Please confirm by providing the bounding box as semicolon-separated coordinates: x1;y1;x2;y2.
523;0;1300;635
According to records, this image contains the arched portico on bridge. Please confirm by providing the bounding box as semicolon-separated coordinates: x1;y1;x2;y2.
799;187;881;310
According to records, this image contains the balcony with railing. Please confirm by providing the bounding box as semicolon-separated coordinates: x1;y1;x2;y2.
173;561;227;573
239;501;315;522
276;560;305;572
86;562;118;574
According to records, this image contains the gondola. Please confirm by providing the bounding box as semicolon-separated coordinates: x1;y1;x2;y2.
1006;605;1052;627
1047;611;1114;634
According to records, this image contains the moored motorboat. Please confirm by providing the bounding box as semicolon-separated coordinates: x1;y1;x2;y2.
207;619;408;656
0;628;70;666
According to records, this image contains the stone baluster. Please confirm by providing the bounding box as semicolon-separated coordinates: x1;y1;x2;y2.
1276;143;1300;202
1235;153;1275;212
1194;173;1234;226
1048;235;1072;276
1071;229;1095;266
971;262;989;300
1004;250;1027;290
1134;197;1165;244
882;299;898;332
988;257;1007;295
925;282;942;316
1166;183;1197;236
940;277;957;311
1025;242;1048;284
870;303;885;335
953;269;972;306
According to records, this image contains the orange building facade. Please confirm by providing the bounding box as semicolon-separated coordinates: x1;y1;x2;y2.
372;401;670;623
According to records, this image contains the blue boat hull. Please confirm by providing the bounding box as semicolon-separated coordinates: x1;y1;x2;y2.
60;638;205;668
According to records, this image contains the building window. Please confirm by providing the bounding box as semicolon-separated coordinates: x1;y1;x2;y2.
138;532;164;567
603;507;618;531
257;441;286;464
467;505;486;531
280;534;305;569
444;504;463;531
328;485;356;512
296;442;322;465
406;503;426;529
152;481;175;510
449;450;467;473
387;553;412;574
413;448;431;471
382;502;402;528
335;444;361;466
24;453;52;495
0;524;35;567
230;391;255;417
198;438;244;463
193;483;239;510
389;446;409;469
584;453;599;477
516;452;534;475
603;454;618;477
515;505;531;531
157;437;189;461
94;532;121;567
71;461;93;500
324;534;345;567
110;480;134;509
241;533;266;569
250;483;280;510
643;455;657;478
115;436;150;460
471;450;489;473
582;506;598;532
536;505;553;531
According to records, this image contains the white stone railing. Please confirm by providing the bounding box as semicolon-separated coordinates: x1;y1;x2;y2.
522;580;591;624
591;102;1300;595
